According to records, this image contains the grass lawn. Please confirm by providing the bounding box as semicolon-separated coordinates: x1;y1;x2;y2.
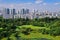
18;25;50;30
2;25;60;40
18;25;60;40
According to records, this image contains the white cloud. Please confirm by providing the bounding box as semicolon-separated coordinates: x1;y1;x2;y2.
54;3;60;5
43;3;47;5
35;0;43;4
35;1;43;4
0;1;60;12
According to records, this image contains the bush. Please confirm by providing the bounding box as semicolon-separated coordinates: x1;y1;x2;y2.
22;28;33;35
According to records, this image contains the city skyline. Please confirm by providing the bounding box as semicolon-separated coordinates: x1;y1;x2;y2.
2;8;60;19
0;0;60;12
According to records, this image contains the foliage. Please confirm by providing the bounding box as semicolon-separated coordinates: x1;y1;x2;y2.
0;16;60;40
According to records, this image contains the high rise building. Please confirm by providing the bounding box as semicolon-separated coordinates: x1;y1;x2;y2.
6;8;10;14
3;8;16;19
11;9;16;15
3;8;12;19
21;9;26;14
2;8;60;19
26;9;29;14
21;8;29;14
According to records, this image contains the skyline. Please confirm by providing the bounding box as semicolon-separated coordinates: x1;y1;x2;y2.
0;0;60;12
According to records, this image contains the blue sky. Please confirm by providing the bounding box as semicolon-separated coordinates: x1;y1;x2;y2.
0;0;34;4
0;0;60;12
0;0;60;4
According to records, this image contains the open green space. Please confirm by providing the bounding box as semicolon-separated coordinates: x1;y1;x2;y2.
17;25;60;40
2;25;60;40
0;17;60;40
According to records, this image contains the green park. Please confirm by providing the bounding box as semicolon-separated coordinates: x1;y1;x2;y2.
0;17;60;40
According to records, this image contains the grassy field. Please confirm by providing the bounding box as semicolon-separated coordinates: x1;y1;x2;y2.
18;25;50;30
17;25;60;40
2;25;60;40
